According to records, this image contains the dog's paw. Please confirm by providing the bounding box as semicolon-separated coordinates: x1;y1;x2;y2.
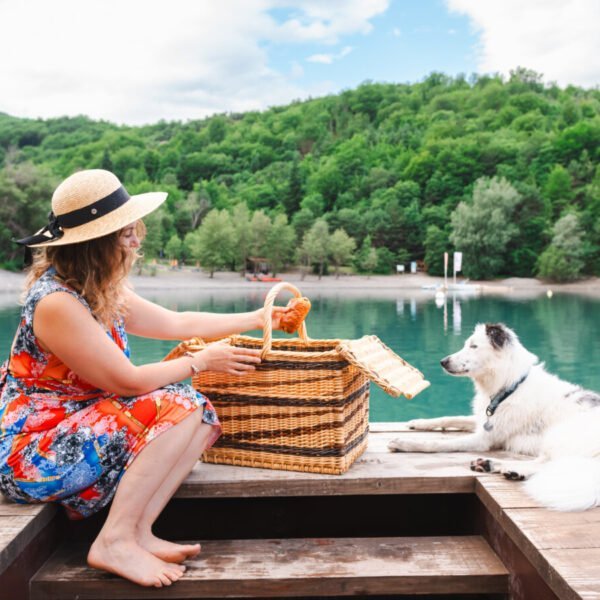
388;438;430;452
407;419;436;431
502;470;526;481
388;438;409;452
388;438;437;453
470;458;497;473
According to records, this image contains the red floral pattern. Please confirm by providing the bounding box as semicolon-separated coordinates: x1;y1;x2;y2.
0;268;220;519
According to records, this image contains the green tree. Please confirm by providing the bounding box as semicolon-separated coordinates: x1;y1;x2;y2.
101;148;113;171
186;209;235;277
424;225;449;276
249;210;272;258
329;228;356;278
300;218;331;279
231;202;253;275
164;234;183;261
537;213;585;281
358;236;378;276
143;150;160;181
505;183;549;277
141;201;177;256
375;247;397;274
265;213;296;276
291;208;315;242
450;177;521;279
283;154;303;216
180;185;212;231
208;116;227;143
581;166;600;274
544;165;573;220
301;192;325;216
0;162;56;269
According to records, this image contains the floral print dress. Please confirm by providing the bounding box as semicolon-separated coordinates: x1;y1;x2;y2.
0;268;221;519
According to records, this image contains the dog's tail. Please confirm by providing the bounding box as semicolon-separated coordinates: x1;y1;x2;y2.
525;457;600;511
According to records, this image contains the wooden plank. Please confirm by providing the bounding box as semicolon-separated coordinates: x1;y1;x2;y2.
475;477;542;523
178;430;509;498
505;507;600;551
543;549;600;600
369;421;472;433
31;536;509;599
0;505;57;573
0;514;62;600
0;516;36;553
490;502;600;598
476;477;542;510
477;480;600;600
474;501;559;600
0;495;49;516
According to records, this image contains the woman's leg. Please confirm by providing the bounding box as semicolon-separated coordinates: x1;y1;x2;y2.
88;408;205;587
135;422;215;562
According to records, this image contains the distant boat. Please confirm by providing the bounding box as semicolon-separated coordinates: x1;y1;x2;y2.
446;282;481;293
422;281;481;294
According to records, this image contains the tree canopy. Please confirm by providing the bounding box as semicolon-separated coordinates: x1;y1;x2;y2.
1;70;599;278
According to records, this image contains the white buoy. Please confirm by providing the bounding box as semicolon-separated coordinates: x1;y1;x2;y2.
547;289;553;298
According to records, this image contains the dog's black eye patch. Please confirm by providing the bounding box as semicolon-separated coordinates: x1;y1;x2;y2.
485;323;510;349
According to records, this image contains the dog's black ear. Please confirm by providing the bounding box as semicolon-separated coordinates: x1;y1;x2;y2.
485;323;511;350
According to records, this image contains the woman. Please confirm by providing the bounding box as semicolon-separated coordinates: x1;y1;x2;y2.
0;169;287;588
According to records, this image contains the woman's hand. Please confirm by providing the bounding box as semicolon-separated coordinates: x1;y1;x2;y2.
192;341;261;376
255;306;290;331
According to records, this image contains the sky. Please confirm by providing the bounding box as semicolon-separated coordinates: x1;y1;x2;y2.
0;0;598;125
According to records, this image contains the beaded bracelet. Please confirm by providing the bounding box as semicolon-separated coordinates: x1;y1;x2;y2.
183;351;200;375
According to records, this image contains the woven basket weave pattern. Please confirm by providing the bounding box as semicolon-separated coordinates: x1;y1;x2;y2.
192;335;369;475
164;282;429;475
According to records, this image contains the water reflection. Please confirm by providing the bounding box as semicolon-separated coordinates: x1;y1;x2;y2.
453;296;462;334
0;290;598;422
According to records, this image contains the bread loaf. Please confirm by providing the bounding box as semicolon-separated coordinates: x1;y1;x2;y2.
280;297;311;334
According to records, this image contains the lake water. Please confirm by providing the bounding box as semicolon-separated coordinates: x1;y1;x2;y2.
1;289;599;422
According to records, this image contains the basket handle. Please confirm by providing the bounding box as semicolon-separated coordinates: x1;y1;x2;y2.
262;282;309;358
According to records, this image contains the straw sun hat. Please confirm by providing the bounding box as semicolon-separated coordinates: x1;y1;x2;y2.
16;169;167;248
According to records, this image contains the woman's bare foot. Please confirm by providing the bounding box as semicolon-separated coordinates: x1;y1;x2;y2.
137;530;201;563
88;534;186;587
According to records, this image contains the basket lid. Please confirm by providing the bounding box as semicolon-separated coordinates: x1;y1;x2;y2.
336;335;430;399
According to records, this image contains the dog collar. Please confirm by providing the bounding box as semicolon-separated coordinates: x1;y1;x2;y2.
486;371;530;418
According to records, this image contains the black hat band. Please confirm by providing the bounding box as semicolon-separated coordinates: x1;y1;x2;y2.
15;185;130;246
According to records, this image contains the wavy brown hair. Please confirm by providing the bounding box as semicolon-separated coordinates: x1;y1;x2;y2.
23;221;146;327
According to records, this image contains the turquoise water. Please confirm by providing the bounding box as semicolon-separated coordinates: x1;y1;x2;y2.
1;290;599;421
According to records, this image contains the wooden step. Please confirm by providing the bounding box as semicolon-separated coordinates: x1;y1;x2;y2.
31;535;508;599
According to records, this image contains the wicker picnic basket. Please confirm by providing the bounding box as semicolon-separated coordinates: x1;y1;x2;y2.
165;282;429;475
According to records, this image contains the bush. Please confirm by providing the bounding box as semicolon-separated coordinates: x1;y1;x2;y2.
537;246;579;281
536;213;585;281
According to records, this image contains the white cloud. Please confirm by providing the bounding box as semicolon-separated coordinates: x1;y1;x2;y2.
446;0;600;87
272;0;388;44
0;0;388;124
307;45;353;64
290;61;304;78
392;27;402;37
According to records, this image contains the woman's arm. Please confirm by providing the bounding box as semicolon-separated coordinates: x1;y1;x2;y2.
122;288;286;340
33;292;260;397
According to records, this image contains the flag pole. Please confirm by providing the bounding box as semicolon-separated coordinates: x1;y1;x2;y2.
444;252;448;291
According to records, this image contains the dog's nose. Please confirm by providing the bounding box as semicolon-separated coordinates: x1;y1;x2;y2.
440;357;450;369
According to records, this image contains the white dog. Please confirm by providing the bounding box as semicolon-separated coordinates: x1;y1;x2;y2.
388;323;600;511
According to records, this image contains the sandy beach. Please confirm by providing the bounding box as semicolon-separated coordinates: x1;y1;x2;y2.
2;266;600;301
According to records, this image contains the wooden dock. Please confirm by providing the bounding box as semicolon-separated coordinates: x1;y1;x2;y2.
2;423;599;599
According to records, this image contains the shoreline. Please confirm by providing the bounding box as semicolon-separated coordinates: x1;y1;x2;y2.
2;267;600;300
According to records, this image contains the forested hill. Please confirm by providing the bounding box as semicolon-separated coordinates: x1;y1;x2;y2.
1;69;599;280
